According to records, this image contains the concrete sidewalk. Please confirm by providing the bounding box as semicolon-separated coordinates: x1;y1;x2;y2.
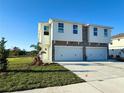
14;77;124;93
14;82;101;93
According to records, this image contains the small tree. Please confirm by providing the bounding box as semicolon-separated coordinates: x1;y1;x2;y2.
30;42;41;52
30;43;44;65
0;37;8;72
30;42;41;57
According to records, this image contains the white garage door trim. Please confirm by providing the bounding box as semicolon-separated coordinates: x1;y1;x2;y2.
86;47;107;61
55;46;83;61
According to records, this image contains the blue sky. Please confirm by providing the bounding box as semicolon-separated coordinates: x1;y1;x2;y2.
0;0;124;51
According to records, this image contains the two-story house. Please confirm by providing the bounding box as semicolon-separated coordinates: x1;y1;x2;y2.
38;19;112;63
109;33;124;59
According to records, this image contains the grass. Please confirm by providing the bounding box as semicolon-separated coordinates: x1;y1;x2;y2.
0;57;85;92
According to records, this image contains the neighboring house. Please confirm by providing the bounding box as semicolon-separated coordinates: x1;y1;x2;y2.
38;19;112;63
109;33;124;59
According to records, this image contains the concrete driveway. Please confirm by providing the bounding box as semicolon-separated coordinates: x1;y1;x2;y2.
59;60;124;93
15;60;124;93
60;61;124;81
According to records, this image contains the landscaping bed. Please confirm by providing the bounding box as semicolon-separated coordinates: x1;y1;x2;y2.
0;57;85;92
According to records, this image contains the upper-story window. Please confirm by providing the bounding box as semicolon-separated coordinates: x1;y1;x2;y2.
44;26;49;35
73;25;78;34
44;26;49;31
58;23;64;33
104;29;108;37
93;27;98;36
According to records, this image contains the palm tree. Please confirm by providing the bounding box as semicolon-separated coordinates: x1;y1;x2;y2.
30;43;45;65
30;42;41;57
30;42;41;52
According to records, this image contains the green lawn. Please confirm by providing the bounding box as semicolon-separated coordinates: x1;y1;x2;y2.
0;57;85;92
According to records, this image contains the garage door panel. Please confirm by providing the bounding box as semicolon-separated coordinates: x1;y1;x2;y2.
55;46;83;61
86;47;107;61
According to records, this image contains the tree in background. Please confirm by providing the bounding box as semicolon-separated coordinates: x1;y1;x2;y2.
9;47;27;57
0;37;9;72
12;47;21;56
19;49;26;56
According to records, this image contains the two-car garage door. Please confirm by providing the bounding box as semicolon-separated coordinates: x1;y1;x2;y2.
55;46;83;61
